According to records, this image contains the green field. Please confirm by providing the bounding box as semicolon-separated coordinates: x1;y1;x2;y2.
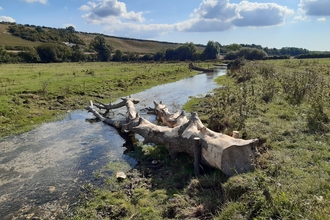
0;62;198;137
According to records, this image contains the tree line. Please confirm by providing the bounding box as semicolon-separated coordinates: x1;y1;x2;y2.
0;34;222;63
1;37;312;63
221;43;310;57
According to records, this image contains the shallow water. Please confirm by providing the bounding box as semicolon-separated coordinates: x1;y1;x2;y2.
0;68;226;219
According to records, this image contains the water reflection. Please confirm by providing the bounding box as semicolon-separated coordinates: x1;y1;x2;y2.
0;69;226;218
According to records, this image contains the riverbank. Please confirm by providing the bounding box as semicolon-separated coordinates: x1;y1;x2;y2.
70;59;330;219
0;62;201;138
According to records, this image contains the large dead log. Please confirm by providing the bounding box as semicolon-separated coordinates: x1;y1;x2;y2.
85;97;258;176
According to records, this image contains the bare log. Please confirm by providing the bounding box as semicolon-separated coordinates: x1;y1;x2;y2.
85;97;258;176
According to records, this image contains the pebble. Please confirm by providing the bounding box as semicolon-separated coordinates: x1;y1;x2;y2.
49;186;56;193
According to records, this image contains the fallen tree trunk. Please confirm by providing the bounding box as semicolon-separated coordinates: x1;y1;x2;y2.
86;97;258;176
189;62;215;73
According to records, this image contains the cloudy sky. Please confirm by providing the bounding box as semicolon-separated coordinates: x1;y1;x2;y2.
0;0;330;51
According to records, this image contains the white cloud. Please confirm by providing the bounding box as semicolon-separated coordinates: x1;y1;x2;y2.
79;5;91;11
81;0;295;39
103;22;175;38
317;17;326;21
299;0;330;16
0;16;16;23
294;15;308;21
81;0;145;23
233;1;294;27
181;0;294;32
22;0;48;4
0;6;3;10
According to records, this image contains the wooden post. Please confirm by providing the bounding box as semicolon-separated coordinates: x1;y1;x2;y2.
193;137;202;176
232;131;239;139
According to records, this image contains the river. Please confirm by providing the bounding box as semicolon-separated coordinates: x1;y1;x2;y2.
0;68;226;219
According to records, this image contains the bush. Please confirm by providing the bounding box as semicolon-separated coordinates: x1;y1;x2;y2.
37;43;72;62
225;48;267;60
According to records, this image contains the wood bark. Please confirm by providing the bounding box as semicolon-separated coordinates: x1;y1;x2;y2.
85;97;258;176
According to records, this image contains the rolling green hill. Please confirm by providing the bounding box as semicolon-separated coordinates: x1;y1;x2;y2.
0;23;205;54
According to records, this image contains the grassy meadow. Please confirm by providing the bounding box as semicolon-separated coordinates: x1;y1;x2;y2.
70;58;330;219
0;62;196;138
189;58;330;219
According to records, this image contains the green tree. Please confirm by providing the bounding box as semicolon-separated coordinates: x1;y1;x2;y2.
37;43;72;62
71;45;86;62
89;35;113;62
141;54;153;61
226;43;242;51
224;51;238;60
18;47;40;63
165;48;176;61
201;41;221;60
173;42;198;61
0;45;10;62
35;26;43;33
175;45;192;61
186;42;198;54
112;49;123;61
237;48;267;60
122;52;138;62
154;51;164;61
66;26;75;33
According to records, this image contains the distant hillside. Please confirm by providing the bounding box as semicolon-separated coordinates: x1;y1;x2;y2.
0;23;205;54
0;22;314;58
0;23;42;48
76;32;201;54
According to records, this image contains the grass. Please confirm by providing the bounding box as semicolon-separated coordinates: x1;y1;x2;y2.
70;58;330;219
196;59;330;219
0;61;199;138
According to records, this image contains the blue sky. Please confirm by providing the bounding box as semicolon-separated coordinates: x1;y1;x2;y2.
0;0;330;51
